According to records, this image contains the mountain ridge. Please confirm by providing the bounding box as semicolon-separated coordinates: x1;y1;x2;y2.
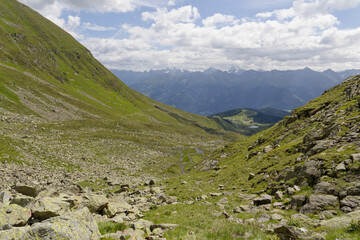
112;67;360;115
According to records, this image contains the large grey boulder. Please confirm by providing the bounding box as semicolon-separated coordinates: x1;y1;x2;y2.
0;204;31;229
300;195;338;214
290;195;307;210
31;197;71;220
103;200;133;218
13;185;40;198
274;226;325;240
82;195;109;213
0;208;100;240
313;182;337;195
340;196;360;212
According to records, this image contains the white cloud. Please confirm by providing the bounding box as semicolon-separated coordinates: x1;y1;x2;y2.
202;14;239;27
19;0;360;71
142;6;200;24
82;23;117;31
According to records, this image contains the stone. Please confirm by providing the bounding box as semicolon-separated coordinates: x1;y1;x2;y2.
257;214;271;223
83;195;109;213
321;210;360;228
274;226;325;240
291;214;320;228
351;153;360;162
273;202;284;208
150;224;178;231
271;214;283;221
0;226;31;239
132;219;153;230
336;162;346;171
201;194;208;200
302;160;322;184
264;145;273;153
151;187;161;195
10;195;34;208
275;190;284;200
0;204;31;228
238;194;257;200
313;182;337;195
218;197;228;205
253;194;272;206
13;185;40;198
24;208;100;240
31;197;71;220
0;191;11;204
104;201;133;218
300;195;338;214
239;205;251;212
233;207;241;213
340;196;360;211
287;187;295;195
149;180;155;186
123;228;145;239
152;227;163;236
290;195;307;210
248;173;255;180
210;193;222;197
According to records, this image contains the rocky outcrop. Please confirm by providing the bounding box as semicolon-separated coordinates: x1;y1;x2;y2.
300;195;338;214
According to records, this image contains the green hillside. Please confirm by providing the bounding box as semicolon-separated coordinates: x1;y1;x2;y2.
209;107;289;135
0;0;238;187
147;75;360;239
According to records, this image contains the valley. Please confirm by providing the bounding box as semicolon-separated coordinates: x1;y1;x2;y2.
0;0;360;240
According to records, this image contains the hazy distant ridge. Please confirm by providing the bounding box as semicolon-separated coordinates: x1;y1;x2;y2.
112;68;360;115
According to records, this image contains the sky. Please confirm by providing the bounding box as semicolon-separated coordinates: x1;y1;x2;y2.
18;0;360;71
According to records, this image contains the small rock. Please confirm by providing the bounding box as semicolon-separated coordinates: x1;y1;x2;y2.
335;162;346;171
264;145;273;153
0;191;11;204
210;193;222;197
271;214;283;221
248;173;255;180
233;207;241;213
351;153;360;162
253;194;272;206
275;190;283;200
218;197;228;205
287;187;295;195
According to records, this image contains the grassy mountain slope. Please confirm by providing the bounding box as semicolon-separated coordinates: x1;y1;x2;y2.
145;75;360;239
209;107;289;135
0;0;238;187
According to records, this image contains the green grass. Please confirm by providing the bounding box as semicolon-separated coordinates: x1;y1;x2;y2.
144;203;275;240
98;222;128;235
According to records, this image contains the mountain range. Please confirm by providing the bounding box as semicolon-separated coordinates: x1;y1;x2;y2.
112;68;360;115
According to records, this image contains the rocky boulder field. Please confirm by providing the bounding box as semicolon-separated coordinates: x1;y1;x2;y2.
0;181;179;240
